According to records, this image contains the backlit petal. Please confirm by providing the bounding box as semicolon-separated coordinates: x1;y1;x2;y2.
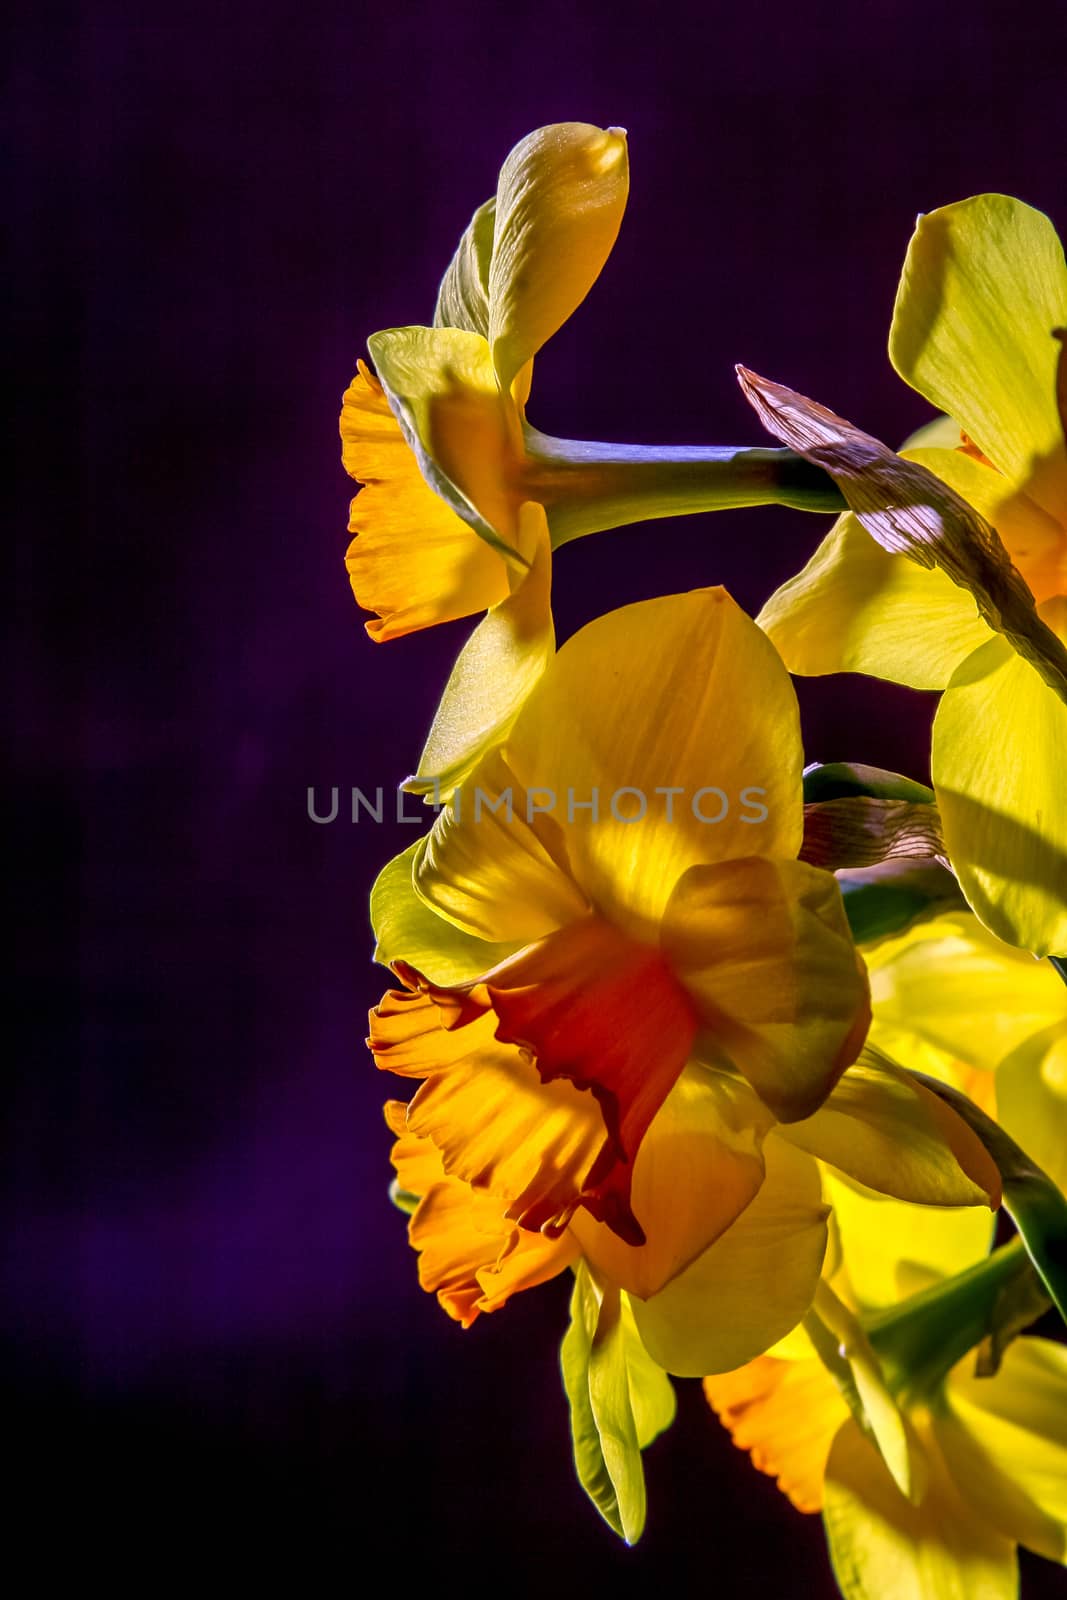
630;1136;829;1376
933;634;1067;956
489;123;628;393
371;841;519;983
757;511;991;689
823;1418;1017;1600
938;1338;1067;1563
340;362;509;638
434;196;495;336
662;857;869;1121
779;1050;1001;1208
889;195;1067;511
995;1023;1067;1195
506;588;805;935
704;1352;846;1512
569;1063;773;1299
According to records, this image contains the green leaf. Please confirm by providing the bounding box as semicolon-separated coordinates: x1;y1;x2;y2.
370;842;518;982
560;1262;675;1544
838;860;966;944
908;1074;1067;1326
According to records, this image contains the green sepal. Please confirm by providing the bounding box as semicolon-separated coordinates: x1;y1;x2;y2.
906;1073;1067;1327
560;1262;675;1544
802;762;935;806
370;841;518;982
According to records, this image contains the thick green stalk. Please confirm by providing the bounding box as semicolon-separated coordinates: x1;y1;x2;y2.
521;426;847;546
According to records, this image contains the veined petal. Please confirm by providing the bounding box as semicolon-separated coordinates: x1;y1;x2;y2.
866;909;1066;1074
569;1063;773;1299
937;1338;1067;1564
484;913;698;1244
661;857;869;1122
823;1418;1017;1600
407;503;555;799
704;1352;847;1512
414;747;589;943
630;1136;829;1376
933;634;1067;956
889;195;1067;510
368;326;526;558
384;1102;577;1325
373;981;610;1238
341;362;509;638
757;512;991;689
996;1023;1067;1195
371;841;519;983
488;123;628;394
506;588;805;935
779;1050;1001;1208
823;1170;995;1311
434;196;495;336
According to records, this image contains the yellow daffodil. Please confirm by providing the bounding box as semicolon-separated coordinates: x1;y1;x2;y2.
751;196;1067;956
706;1180;1067;1597
341;123;844;794
864;909;1067;1191
369;588;1001;1379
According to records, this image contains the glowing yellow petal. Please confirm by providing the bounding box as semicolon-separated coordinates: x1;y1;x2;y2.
340;363;509;637
995;1023;1067;1195
866;909;1066;1073
937;1338;1067;1564
704;1352;846;1512
823;1418;1018;1600
370;842;519;984
407;504;555;799
889;195;1067;512
823;1170;994;1311
505;587;805;935
488;123;628;393
630;1136;829;1376
368;325;525;555
757;511;991;689
662;857;869;1122
779;1051;1000;1208
569;1063;773;1300
933;635;1067;956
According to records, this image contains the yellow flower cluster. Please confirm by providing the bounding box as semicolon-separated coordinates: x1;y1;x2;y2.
340;125;1067;1593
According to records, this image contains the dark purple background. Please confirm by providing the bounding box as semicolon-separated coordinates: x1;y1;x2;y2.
10;1;1064;1585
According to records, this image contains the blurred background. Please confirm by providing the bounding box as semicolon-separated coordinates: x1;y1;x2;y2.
9;0;1064;1585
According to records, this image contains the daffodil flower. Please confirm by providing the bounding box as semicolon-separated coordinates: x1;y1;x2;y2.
368;589;1001;1379
748;196;1067;956
341;122;844;794
705;1179;1067;1598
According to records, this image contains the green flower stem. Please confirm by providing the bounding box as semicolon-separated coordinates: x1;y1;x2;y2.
865;1236;1034;1404
522;426;847;546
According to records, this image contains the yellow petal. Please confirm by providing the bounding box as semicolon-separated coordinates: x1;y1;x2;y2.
889;195;1067;512
371;842;519;983
933;634;1067;956
630;1136;829;1376
866;909;1066;1074
780;1050;1001;1208
661;857;870;1122
822;1170;994;1311
434;196;495;336
368;325;525;556
407;503;555;799
414;747;589;943
569;1063;773;1299
938;1337;1067;1564
505;587;805;935
995;1023;1067;1195
823;1418;1018;1600
757;511;991;689
340;362;509;637
488;123;628;393
704;1351;846;1512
